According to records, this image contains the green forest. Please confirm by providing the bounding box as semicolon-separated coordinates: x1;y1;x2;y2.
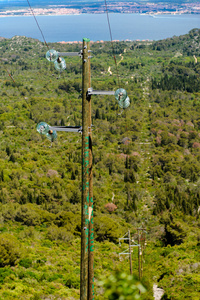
0;28;200;299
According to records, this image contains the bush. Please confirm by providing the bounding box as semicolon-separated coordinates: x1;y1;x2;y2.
2;203;18;221
0;234;22;267
15;205;41;226
94;215;124;243
46;226;74;242
19;258;32;268
104;203;117;213
64;273;80;289
0;267;15;284
99;271;146;300
54;211;81;234
161;215;187;246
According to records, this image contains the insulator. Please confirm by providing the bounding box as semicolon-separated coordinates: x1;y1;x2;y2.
46;49;58;62
54;57;66;72
46;130;57;142
36;122;50;135
118;96;130;109
36;122;57;142
115;88;127;102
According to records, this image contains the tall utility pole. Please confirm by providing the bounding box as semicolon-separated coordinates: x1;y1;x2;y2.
119;231;139;275
137;228;146;280
39;38;130;300
87;40;94;300
128;230;133;275
81;38;90;300
138;230;141;281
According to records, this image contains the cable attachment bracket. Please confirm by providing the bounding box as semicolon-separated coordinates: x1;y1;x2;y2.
58;51;82;57
87;87;115;96
49;126;82;134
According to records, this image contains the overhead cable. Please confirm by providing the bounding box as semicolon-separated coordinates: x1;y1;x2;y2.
26;0;49;49
104;0;120;86
1;61;15;82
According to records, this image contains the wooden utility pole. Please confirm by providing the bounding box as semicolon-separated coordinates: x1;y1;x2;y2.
81;38;90;300
128;230;133;275
87;40;94;300
40;38;129;300
119;231;139;275
138;230;141;280
137;228;146;280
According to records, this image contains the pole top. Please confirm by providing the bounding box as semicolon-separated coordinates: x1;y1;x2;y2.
83;38;90;42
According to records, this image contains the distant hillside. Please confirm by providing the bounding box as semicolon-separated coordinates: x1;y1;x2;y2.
152;28;200;56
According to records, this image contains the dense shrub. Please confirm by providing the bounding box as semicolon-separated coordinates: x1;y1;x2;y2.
64;273;80;289
0;267;15;284
15;205;41;226
161;216;187;246
19;258;32;268
0;234;22;267
99;271;146;300
94;215;124;243
46;226;74;242
104;203;117;213
54;211;81;234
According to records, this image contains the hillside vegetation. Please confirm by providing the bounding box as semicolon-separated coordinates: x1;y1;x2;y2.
0;28;200;299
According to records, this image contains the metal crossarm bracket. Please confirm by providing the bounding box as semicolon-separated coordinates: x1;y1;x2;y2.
119;238;130;242
87;87;115;96
119;248;130;255
49;126;82;133
119;244;140;255
58;51;82;57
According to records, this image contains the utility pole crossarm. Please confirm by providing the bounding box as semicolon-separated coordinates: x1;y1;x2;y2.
87;88;115;96
58;52;82;57
49;126;82;133
119;248;130;255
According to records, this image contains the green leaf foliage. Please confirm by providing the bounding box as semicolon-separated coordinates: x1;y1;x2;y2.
99;271;146;300
0;234;22;267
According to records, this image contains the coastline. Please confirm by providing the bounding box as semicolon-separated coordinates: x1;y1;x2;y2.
0;0;199;17
0;12;199;18
0;4;199;18
0;8;80;17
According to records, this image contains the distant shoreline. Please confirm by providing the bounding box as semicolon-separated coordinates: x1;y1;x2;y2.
0;12;199;18
0;4;200;18
0;8;80;17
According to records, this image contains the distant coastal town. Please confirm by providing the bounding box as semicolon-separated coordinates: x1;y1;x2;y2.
0;8;80;17
0;2;199;17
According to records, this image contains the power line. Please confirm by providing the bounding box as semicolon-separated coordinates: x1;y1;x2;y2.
1;59;33;115
26;0;49;49
25;0;74;108
104;0;120;86
1;61;15;83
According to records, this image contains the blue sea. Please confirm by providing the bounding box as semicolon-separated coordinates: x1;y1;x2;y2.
0;13;199;42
